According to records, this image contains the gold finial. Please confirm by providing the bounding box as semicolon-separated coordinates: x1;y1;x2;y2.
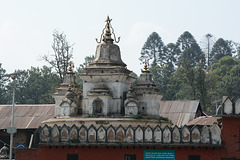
68;84;72;91
129;83;133;91
144;59;149;71
96;16;120;43
68;62;74;73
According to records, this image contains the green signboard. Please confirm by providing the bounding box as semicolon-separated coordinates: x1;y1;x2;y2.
144;150;175;160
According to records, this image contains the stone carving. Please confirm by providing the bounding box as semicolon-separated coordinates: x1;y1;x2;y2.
144;126;153;142
38;124;221;145
172;126;180;143
135;126;143;142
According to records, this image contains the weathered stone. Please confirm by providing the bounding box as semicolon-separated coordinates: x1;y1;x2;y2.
97;126;106;142
192;127;200;143
116;126;124;142
182;126;190;143
144;126;152;142
172;126;180;143
210;124;221;145
40;126;50;142
224;98;233;114
125;127;134;142
107;126;115;142
79;127;87;142
60;125;69;142
153;126;162;142
135;126;143;142
51;125;59;142
235;98;240;114
88;126;96;143
163;126;171;143
70;126;78;142
201;125;210;144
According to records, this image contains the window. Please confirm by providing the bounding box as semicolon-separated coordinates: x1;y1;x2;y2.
125;154;136;160
189;155;200;160
67;154;78;160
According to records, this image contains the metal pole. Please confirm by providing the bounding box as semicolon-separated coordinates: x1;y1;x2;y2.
9;75;16;160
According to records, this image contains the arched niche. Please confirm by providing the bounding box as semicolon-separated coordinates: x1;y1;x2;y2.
92;98;104;114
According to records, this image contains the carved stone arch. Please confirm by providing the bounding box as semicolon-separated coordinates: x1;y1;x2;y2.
79;125;87;142
97;125;106;142
163;126;171;143
172;126;180;143
135;126;143;142
153;125;162;142
40;125;50;143
70;125;78;142
88;125;97;143
181;126;190;143
201;125;210;144
60;124;69;142
107;125;116;142
125;125;134;143
144;125;153;142
51;124;60;142
210;124;221;145
92;98;104;114
192;126;201;143
223;97;233;115
116;125;125;142
235;97;240;114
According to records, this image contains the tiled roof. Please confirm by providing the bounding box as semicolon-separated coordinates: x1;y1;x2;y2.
0;104;55;129
160;100;200;127
186;116;218;126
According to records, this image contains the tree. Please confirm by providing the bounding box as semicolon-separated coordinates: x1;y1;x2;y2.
5;66;61;104
177;31;202;67
210;38;232;64
77;55;95;73
139;32;165;67
0;63;8;104
42;30;73;81
164;43;181;68
207;56;240;103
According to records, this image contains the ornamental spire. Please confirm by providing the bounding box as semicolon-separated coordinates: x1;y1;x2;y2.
143;59;149;71
96;16;120;43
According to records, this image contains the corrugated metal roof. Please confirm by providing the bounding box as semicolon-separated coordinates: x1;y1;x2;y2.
160;100;200;127
0;104;55;129
186;116;218;126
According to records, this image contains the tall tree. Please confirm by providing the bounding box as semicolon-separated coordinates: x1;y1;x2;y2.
164;43;181;68
177;31;202;67
139;32;165;67
42;30;73;81
0;63;8;104
210;38;232;64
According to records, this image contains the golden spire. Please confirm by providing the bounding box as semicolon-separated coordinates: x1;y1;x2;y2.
144;59;149;71
96;16;120;43
68;62;74;73
129;83;133;91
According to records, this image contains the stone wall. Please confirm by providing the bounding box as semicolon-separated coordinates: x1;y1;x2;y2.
36;124;221;146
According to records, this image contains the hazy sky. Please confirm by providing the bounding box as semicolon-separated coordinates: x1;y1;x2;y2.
0;0;240;75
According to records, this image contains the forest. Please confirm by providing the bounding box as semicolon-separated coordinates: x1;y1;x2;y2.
0;31;239;114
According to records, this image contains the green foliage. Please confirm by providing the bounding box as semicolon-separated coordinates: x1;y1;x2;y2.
5;66;61;104
0;63;8;104
86;114;96;118
210;38;232;64
133;114;142;119
139;32;165;67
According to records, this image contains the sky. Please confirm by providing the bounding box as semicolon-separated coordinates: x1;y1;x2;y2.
0;0;240;76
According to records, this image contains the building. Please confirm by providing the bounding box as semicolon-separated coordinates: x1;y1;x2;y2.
9;17;240;160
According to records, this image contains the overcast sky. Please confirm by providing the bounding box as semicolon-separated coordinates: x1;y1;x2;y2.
0;0;240;76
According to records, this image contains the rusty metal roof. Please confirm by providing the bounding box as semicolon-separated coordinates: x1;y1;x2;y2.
186;116;218;126
0;104;55;129
160;100;200;127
